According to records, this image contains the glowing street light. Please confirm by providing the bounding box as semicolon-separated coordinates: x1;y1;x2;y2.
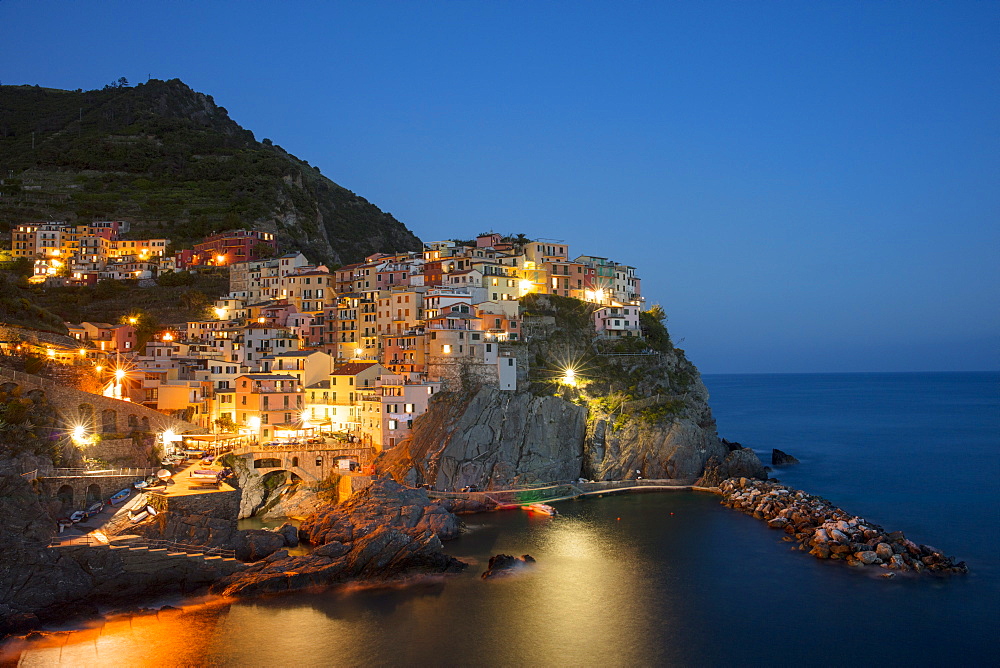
216;254;226;265
214;307;226;319
561;367;578;387
354;348;364;358
114;368;126;381
128;317;138;325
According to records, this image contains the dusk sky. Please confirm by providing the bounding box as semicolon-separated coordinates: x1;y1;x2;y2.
2;1;997;373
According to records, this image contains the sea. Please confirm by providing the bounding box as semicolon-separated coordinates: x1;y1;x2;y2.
3;372;998;667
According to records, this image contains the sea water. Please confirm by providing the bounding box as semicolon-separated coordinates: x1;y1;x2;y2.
5;372;998;666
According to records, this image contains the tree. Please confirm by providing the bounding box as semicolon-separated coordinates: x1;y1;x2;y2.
215;414;237;433
250;241;276;260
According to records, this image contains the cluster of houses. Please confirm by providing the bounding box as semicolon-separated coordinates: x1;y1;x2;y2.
8;222;276;285
6;229;646;452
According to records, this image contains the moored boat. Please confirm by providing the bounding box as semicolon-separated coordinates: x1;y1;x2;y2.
523;503;557;516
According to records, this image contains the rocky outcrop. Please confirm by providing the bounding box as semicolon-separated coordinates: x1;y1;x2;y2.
211;478;466;597
299;478;460;544
481;554;536;579
717;478;967;575
378;389;588;490
771;449;800;466
698;449;768;486
211;526;464;597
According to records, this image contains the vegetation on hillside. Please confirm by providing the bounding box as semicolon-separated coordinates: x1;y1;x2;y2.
25;269;230;332
0;79;421;265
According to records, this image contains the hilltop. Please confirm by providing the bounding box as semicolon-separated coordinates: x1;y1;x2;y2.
0;79;421;265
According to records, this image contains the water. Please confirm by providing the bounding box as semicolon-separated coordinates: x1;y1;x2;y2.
5;372;998;666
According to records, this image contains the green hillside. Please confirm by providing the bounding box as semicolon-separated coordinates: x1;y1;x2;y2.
0;80;421;265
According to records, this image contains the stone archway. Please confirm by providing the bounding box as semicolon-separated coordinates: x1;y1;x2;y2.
86;483;101;505
56;484;74;514
128;414;139;430
254;458;282;469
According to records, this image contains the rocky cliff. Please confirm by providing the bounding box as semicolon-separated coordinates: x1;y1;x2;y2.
378;388;588;490
379;295;755;489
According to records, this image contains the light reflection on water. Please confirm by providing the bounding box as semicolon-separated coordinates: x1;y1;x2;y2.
5;489;993;666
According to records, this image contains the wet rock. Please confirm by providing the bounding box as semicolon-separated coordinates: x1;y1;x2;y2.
771;449;800;466
876;543;894;561
481;554;536;579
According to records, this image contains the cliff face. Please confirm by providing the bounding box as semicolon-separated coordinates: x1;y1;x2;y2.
379;389;588;490
379;295;746;489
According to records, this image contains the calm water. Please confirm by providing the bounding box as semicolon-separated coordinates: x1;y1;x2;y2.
5;372;998;666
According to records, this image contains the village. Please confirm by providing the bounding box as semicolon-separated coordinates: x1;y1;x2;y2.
5;224;646;457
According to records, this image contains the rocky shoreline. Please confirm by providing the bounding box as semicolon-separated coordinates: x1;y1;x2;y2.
715;477;968;575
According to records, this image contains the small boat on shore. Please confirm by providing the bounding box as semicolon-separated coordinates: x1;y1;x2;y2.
69;510;86;523
109;488;131;505
523;503;557;516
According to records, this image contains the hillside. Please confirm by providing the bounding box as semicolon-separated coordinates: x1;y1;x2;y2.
0;80;421;265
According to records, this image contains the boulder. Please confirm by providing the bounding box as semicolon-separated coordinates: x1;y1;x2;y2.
275;522;299;547
856;551;880;565
481;554;536;579
771;449;800;466
875;543;894;561
237;529;286;562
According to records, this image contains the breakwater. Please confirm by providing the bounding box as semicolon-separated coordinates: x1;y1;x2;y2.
716;477;968;575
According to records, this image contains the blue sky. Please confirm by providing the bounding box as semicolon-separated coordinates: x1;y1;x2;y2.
2;1;997;373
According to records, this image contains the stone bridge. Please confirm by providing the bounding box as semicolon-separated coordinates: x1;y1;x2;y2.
230;444;376;484
0;366;199;437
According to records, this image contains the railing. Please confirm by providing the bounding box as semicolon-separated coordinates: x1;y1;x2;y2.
47;467;159;478
116;537;236;559
424;478;695;505
20;469;38;481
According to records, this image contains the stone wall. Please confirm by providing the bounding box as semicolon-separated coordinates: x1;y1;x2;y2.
81;435;158;468
0;367;199;435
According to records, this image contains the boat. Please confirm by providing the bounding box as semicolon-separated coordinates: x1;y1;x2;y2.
496;503;520;511
190;469;219;479
523;503;557;516
146;505;158;516
109;488;131;505
57;517;74;529
69;510;86;523
130;509;148;523
84;501;103;518
134;480;149;490
156;469;172;481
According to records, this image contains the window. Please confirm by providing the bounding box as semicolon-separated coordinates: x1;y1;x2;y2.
405;403;414;413
388;420;397;430
442;344;451;354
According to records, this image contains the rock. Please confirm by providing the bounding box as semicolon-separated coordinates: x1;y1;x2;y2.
856;551;880;565
212;526;466;597
481;554;536;579
876;543;894;561
767;517;790;529
275;522;299;547
237;529;286;562
299;477;461;546
829;529;850;543
771;449;800;466
314;541;350;559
